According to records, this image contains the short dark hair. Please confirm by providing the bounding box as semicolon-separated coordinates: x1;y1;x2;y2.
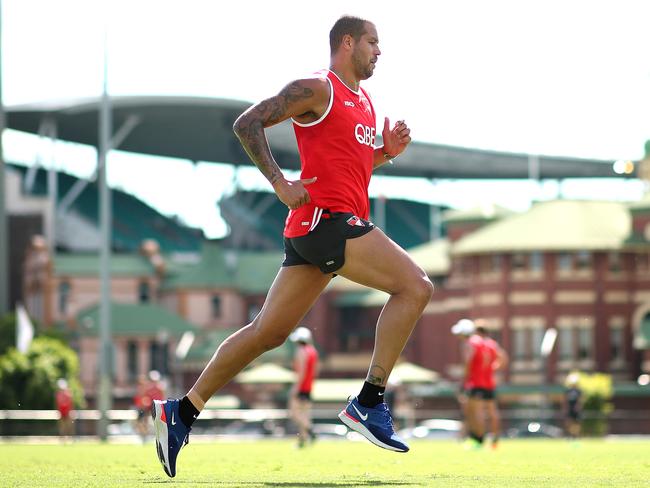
329;16;369;54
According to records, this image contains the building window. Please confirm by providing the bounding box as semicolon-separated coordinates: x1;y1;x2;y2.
557;253;572;271
610;327;624;362
511;324;544;361
512;253;526;269
530;252;544;272
127;341;138;382
531;327;544;359
59;281;71;314
150;340;169;375
481;255;502;273
211;295;222;318
139;281;150;303
577;328;593;360
341;307;364;352
513;329;527;360
576;251;592;270
608;252;622;272
559;327;574;361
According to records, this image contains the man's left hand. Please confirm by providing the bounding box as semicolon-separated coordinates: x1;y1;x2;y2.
381;117;411;158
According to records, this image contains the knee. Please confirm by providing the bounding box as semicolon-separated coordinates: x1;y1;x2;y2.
250;322;291;351
409;274;434;305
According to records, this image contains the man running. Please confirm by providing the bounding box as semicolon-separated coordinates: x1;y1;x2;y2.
153;15;433;477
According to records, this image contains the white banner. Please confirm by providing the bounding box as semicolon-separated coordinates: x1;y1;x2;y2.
16;304;34;353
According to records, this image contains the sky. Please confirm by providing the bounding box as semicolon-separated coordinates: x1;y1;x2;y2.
3;0;650;238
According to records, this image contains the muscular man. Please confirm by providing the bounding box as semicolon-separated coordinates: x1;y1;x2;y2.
153;16;433;477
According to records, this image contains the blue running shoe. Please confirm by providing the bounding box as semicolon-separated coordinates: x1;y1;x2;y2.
152;399;191;478
338;397;409;452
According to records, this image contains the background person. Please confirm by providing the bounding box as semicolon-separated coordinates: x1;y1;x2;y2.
564;372;583;439
135;371;165;443
475;322;508;449
451;319;486;448
288;326;319;448
133;375;149;443
55;378;74;442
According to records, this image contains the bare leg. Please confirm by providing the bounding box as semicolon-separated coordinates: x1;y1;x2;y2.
187;265;332;409
337;228;434;386
290;397;312;446
486;400;500;445
467;397;484;441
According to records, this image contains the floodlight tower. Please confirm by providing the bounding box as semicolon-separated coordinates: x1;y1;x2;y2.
97;21;113;442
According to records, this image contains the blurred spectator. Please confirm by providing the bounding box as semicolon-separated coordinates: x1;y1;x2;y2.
134;371;165;443
451;319;507;449
288;327;319;448
475;322;508;449
55;378;74;442
564;372;583;439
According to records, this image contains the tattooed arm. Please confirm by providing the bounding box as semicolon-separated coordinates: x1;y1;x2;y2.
233;77;330;210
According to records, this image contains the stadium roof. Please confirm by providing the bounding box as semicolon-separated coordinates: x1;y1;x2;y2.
9;163;203;253
453;200;631;254
7;95;624;179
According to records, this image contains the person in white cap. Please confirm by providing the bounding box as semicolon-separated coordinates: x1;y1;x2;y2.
288;326;319;448
451;319;485;448
55;378;74;442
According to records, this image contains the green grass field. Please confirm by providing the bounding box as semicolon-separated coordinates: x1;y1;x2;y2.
2;438;649;487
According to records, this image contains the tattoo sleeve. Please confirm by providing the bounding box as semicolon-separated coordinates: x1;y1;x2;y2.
366;365;387;386
232;80;315;185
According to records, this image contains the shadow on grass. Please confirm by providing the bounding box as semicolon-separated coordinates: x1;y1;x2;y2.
144;479;419;486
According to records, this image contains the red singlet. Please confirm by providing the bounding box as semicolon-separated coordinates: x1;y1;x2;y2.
479;337;499;390
284;69;376;238
296;344;319;393
56;390;73;418
466;335;499;390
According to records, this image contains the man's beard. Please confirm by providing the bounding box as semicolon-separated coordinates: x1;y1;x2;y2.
353;55;374;80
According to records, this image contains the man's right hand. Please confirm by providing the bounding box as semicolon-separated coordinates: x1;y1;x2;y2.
273;177;317;210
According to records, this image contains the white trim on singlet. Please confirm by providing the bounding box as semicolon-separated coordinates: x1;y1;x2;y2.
291;76;334;128
308;207;324;232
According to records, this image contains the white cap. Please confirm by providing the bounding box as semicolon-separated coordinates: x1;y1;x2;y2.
148;370;161;382
289;326;313;343
57;378;68;390
451;319;476;336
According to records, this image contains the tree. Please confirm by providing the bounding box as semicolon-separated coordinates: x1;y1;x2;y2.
577;372;613;437
0;336;85;409
0;313;17;356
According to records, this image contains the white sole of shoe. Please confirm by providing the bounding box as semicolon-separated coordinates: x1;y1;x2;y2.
153;400;172;474
338;410;406;452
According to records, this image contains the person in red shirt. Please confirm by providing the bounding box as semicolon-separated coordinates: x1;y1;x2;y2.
154;16;433;476
55;378;74;442
452;319;508;448
475;322;508;449
135;371;166;443
288;327;320;448
451;319;485;447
